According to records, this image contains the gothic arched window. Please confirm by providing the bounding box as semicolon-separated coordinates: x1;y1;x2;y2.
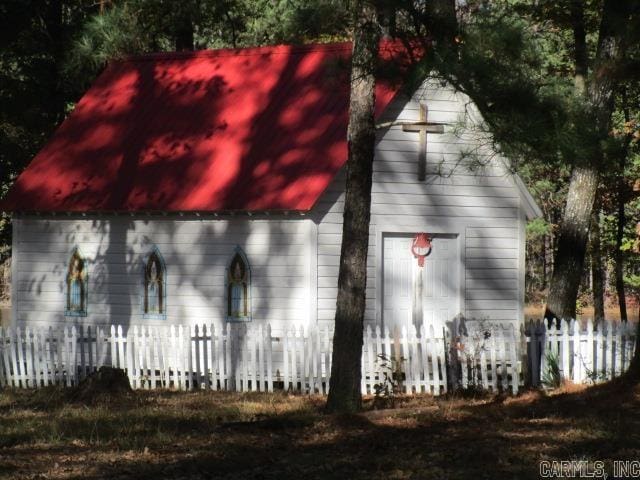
144;248;166;317
66;248;87;316
227;249;251;321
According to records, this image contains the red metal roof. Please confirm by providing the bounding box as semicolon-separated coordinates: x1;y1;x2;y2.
0;41;417;213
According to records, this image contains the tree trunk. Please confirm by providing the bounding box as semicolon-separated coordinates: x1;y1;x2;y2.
175;3;195;51
326;1;380;414
545;167;599;320
545;0;631;321
44;0;66;124
615;88;632;323
626;306;640;378
590;209;605;324
615;182;628;322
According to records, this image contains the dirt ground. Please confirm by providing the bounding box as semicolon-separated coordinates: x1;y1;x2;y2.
0;381;638;480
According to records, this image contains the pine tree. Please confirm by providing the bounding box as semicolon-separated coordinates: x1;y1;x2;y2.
325;0;380;414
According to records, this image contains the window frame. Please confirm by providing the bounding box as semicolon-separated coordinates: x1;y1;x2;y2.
225;246;252;322
64;247;89;317
141;246;167;320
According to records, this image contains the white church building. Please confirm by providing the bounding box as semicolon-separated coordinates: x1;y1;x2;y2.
0;41;541;336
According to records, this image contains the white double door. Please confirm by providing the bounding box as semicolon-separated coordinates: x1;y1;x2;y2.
382;234;459;334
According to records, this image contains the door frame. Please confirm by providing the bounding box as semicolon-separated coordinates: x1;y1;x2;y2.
376;227;463;332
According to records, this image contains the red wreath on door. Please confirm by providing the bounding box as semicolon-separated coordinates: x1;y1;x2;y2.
411;233;432;267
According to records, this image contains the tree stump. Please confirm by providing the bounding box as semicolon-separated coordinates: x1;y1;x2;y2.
70;366;132;403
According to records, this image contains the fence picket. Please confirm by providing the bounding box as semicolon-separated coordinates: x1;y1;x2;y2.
365;325;374;395
220;324;227;390
302;325;309;394
606;323;614;379
283;327;290;391
291;327;298;392
1;329;10;387
614;322;623;378
33;328;43;388
585;320;594;382
26;328;35;388
508;325;519;394
152;327;160;389
324;325;331;394
256;324;263;392
208;324;215;390
480;334;488;391
250;327;257;392
16;327;26;388
39;328;48;386
223;324;231;391
409;324;419;394
311;327;318;394
499;327;508;392
569;319;579;383
266;324;273;392
622;323;632;371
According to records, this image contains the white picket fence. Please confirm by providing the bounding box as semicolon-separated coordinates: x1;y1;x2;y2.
0;323;452;395
361;323;449;395
0;319;635;395
454;323;522;394
525;318;637;386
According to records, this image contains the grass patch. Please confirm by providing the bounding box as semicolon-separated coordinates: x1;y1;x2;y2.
0;382;639;479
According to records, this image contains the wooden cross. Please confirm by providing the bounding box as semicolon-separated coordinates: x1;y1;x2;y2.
402;103;446;181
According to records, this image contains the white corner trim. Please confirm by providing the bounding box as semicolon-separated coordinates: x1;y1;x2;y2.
513;174;543;220
11;215;19;327
375;225;382;328
307;219;318;326
518;210;526;325
457;229;466;322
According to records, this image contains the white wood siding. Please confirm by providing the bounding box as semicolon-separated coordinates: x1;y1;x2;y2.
14;217;313;332
311;79;526;327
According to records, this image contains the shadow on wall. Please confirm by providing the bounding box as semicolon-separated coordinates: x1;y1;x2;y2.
309;91;523;332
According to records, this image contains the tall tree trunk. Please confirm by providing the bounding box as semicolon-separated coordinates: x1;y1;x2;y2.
542;232;549;290
175;2;195;51
545;168;599;320
627;300;640;378
591;208;605;324
615;182;628;322
545;0;631;321
571;0;588;92
44;0;65;124
615;88;632;323
326;1;380;414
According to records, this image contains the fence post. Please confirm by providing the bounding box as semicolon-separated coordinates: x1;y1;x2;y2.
447;318;460;391
0;328;7;387
207;324;215;390
526;321;535;387
509;324;519;394
606;322;613;379
586;319;595;381
266;324;273;392
37;328;45;387
569;319;579;383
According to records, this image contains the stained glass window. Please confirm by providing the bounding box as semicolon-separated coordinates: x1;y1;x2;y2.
227;250;250;320
144;250;165;316
66;249;87;316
